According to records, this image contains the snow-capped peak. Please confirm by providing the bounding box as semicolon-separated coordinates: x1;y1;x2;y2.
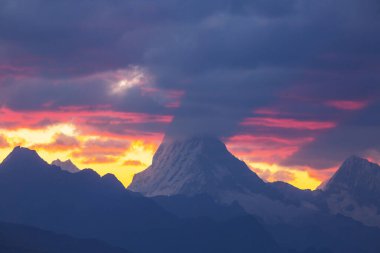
52;159;80;173
128;135;266;198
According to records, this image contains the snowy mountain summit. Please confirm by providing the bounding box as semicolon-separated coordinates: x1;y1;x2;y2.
129;136;310;221
129;136;268;198
322;156;380;227
52;159;80;173
324;156;380;198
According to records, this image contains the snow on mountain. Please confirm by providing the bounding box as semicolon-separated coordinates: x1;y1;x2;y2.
324;156;380;197
52;159;80;173
129;136;267;196
129;136;311;222
322;156;380;227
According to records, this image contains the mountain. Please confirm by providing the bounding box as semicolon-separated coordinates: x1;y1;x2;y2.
0;221;129;253
129;136;316;222
324;156;380;201
52;159;80;173
128;137;380;252
152;194;247;221
0;146;284;253
129;136;269;196
1;146;52;172
321;156;380;227
0;146;177;250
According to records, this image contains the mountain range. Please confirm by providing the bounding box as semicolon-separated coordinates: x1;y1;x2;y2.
130;136;380;229
129;136;313;223
0;146;284;253
1;136;380;253
0;221;129;253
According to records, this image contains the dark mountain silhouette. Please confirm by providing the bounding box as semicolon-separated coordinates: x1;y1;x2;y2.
152;194;247;220
268;213;380;253
52;158;80;173
0;146;284;253
269;181;316;205
0;221;129;253
141;215;283;253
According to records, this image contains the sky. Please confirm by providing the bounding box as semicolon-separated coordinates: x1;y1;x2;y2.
0;0;379;189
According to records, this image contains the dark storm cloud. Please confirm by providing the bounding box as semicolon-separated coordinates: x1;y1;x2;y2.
283;101;380;169
0;0;379;166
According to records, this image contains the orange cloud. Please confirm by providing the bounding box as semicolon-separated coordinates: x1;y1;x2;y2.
0;135;10;148
31;133;80;152
248;161;324;190
83;138;130;153
123;160;146;167
272;170;296;182
80;156;119;165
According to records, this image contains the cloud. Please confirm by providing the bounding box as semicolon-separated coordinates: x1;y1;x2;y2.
241;117;336;130
31;133;80;152
123;160;146;167
0;0;379;179
83;138;130;151
272;170;296;182
0;135;10;148
80;156;118;165
283;102;380;169
252;167;295;183
325;100;369;111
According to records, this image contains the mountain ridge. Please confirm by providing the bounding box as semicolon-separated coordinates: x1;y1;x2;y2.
320;155;380;227
0;145;284;253
129;136;317;223
129;136;270;196
52;159;80;173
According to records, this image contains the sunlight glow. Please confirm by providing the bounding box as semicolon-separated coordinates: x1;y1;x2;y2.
110;66;150;94
247;161;322;190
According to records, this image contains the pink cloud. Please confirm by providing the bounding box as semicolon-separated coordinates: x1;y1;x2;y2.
241;117;336;130
325;100;369;111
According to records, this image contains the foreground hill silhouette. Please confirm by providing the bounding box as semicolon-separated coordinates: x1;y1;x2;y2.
0;147;283;253
0;221;129;253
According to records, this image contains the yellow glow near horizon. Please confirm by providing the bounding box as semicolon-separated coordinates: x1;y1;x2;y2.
0;124;159;187
4;123;77;146
247;161;322;190
0;123;324;190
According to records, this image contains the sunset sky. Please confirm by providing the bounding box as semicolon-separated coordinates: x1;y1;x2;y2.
1;0;379;189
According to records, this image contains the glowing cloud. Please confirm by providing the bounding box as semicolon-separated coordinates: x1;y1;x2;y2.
108;66;152;94
325;100;369;111
246;161;322;190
